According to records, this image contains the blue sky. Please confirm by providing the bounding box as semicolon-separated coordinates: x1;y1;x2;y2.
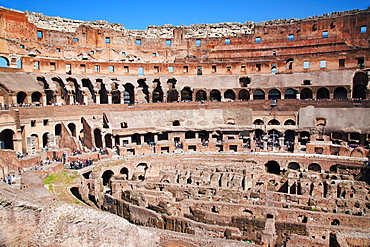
1;0;368;30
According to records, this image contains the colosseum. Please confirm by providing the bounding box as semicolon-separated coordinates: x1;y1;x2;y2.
0;5;369;247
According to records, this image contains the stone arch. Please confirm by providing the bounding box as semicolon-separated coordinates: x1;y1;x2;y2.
308;163;321;172
351;148;364;158
288;162;300;170
180;87;192;101
30;133;39;150
152;89;163;103
55;123;62;136
82;78;96;103
68;77;84;104
285;130;295;152
167;89;179;102
268;89;281;99
144;132;154;143
238;89;250;101
111;90;121;104
352;72;368;99
317;87;330;99
105;134;113;148
120;167;129;179
268;119;280;125
224;89;235;100
284;119;296;125
334;87;347;99
253;119;264;125
265;161;280;175
195;90;207;101
16;58;22;68
134;163;148;181
0;57;9;67
16;91;27;104
286;58;294;70
42;132;49;148
329;165;338;173
102;170;114;186
131;133;141;145
0;129;14;150
94;129;103;148
98;80;108;104
123;83;135;104
300;88;313;100
67;123;76;137
210;89;221;101
253;89;265;100
31;91;42;104
284;88;297;99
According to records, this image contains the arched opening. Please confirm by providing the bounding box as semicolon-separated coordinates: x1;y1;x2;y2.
334;87;347;99
329;165;337;173
352;72;368;99
131;133;141;145
123;83;135;104
0;57;9;67
0;129;14;150
82;78;96;103
68;78;84;105
199;130;209;142
253;119;264;125
298;131;310;146
210;89;221;101
285;130;295;152
239;77;251;87
134;163;148;181
285;88;297;99
238;89;250;101
308;163;321;172
70;187;83;201
152;89;163;103
55;124;62;136
300;88;313;100
353;85;367;99
288;162;300;170
268;119;280;125
253;89;265;100
144;132;154;143
286;58;294;70
94;129;103;148
224;89;235;100
105;134;112;148
102;170;114;186
31;91;42;104
195;90;207;101
111;90;121;104
42;132;49;148
284;119;296;125
185;131;196;139
268;89;281;99
99;80;108;104
120;167;129;179
317;88;330;99
31;133;39;150
17;91;27;105
265;161;280;175
67;123;76;137
167;89;179;102
181;87;192;101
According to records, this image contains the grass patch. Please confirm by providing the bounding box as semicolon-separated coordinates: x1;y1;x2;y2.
44;170;77;185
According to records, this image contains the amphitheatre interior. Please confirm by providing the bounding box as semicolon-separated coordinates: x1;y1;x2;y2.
0;5;369;247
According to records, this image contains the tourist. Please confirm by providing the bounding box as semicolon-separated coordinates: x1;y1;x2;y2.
6;174;12;185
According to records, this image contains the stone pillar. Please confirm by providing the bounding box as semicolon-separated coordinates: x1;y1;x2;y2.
154;134;158;142
107;93;112;104
263;141;267;151
250;132;255;150
95;94;100;104
140;135;144;145
279;137;285;151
